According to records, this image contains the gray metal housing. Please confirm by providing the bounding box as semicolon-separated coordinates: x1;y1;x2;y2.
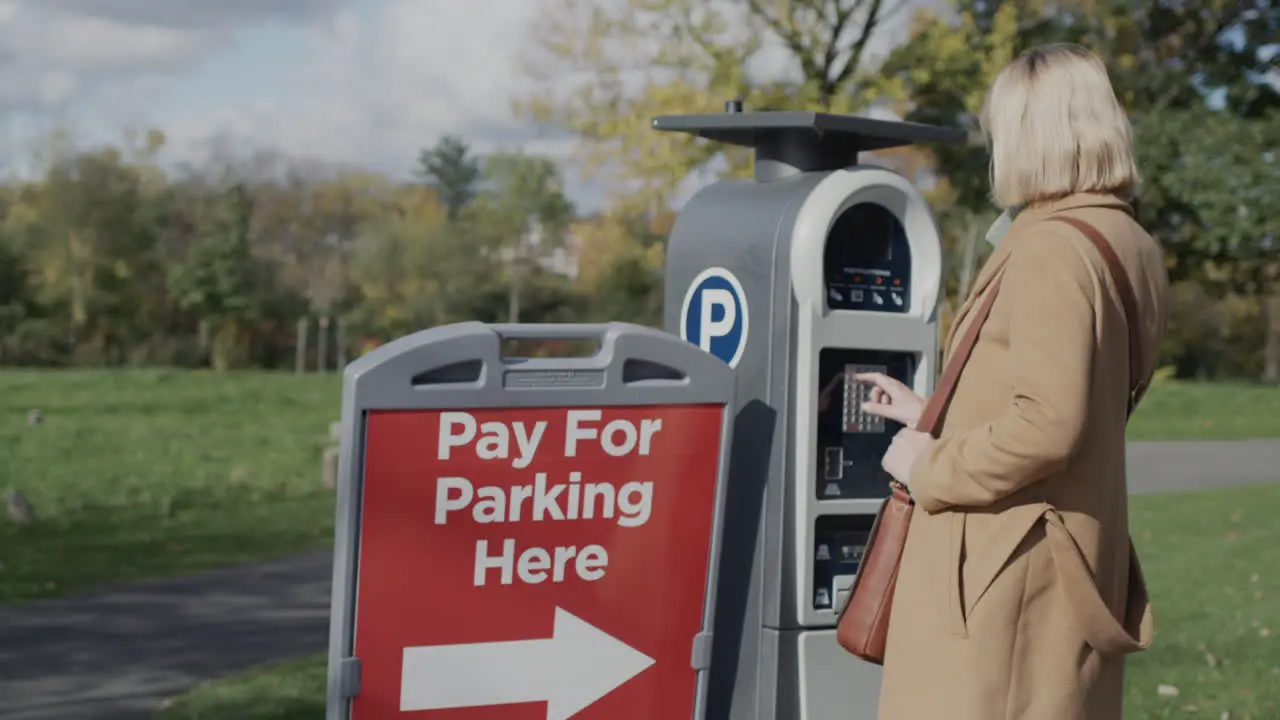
324;322;738;719
660;110;953;720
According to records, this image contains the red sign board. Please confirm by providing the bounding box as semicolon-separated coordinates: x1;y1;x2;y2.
351;404;725;719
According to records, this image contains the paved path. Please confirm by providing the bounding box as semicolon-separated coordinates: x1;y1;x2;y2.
0;553;331;720
3;439;1280;720
1126;439;1280;494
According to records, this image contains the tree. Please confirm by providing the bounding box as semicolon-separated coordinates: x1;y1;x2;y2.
168;181;260;370
515;0;907;212
571;212;667;326
5;142;170;361
471;152;576;322
1133;106;1280;380
879;0;1280;378
1098;0;1278;118
416;135;482;222
350;184;507;336
880;0;1278;211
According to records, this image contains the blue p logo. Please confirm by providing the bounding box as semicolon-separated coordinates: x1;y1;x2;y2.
680;267;749;368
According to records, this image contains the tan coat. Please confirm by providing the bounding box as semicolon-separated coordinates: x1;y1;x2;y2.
878;193;1169;720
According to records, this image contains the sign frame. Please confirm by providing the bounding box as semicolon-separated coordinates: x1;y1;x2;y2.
325;321;737;720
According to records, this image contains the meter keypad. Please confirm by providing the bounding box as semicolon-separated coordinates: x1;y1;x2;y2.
842;364;887;434
815;349;914;500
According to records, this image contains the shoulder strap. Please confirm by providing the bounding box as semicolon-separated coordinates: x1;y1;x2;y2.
1045;216;1149;417
916;213;1150;436
916;264;1008;436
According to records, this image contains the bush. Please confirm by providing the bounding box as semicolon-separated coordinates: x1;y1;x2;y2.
1161;282;1265;380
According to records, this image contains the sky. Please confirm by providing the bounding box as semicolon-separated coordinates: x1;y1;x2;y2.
0;0;925;211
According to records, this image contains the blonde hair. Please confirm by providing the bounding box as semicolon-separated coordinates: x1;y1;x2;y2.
980;44;1140;209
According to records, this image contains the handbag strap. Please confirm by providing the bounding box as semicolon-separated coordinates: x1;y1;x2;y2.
916;263;1009;436
1045;216;1149;417
915;213;1149;438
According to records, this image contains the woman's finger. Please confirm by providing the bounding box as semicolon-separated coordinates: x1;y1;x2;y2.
853;371;889;387
861;400;914;425
855;372;907;397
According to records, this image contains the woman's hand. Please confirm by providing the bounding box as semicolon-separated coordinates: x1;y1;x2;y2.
882;429;935;487
855;372;926;428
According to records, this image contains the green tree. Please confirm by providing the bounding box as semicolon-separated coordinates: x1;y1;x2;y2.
416;135;483;222
516;0;905;212
350;185;506;335
881;0;1278;211
471;152;576;322
571;212;667;327
1133;106;1280;379
6;144;169;362
168;182;260;370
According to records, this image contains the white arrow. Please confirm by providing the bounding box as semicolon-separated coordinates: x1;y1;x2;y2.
400;607;656;719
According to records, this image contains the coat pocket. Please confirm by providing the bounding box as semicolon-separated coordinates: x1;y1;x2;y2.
959;503;1049;625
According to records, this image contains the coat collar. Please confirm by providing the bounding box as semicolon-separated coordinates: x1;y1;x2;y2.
943;193;1133;354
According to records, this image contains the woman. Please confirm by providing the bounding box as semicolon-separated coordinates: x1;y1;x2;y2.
857;44;1169;719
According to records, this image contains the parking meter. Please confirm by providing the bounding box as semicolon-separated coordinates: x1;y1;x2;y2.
657;108;964;720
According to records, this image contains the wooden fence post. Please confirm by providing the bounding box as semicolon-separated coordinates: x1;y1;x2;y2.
317;315;330;373
295;318;309;375
336;317;348;370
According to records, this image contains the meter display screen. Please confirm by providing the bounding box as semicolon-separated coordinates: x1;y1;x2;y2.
815;348;915;500
824;202;912;313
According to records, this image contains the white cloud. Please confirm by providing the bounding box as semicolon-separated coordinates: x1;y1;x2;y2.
158;0;588;197
0;3;219;111
39;0;342;30
0;0;947;210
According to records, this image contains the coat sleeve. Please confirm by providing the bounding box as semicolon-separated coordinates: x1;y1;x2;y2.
908;228;1098;512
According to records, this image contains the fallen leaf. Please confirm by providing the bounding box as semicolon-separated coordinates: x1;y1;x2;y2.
1261;627;1272;638
1158;684;1180;698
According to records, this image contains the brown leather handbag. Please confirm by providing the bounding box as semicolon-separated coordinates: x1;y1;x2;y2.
835;214;1150;665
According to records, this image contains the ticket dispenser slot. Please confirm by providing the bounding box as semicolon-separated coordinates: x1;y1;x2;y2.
812;515;875;611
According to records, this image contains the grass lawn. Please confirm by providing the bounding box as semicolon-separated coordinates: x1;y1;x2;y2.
157;480;1280;720
0;369;339;603
1125;481;1280;718
156;653;326;720
1127;380;1279;441
0;371;1274;606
